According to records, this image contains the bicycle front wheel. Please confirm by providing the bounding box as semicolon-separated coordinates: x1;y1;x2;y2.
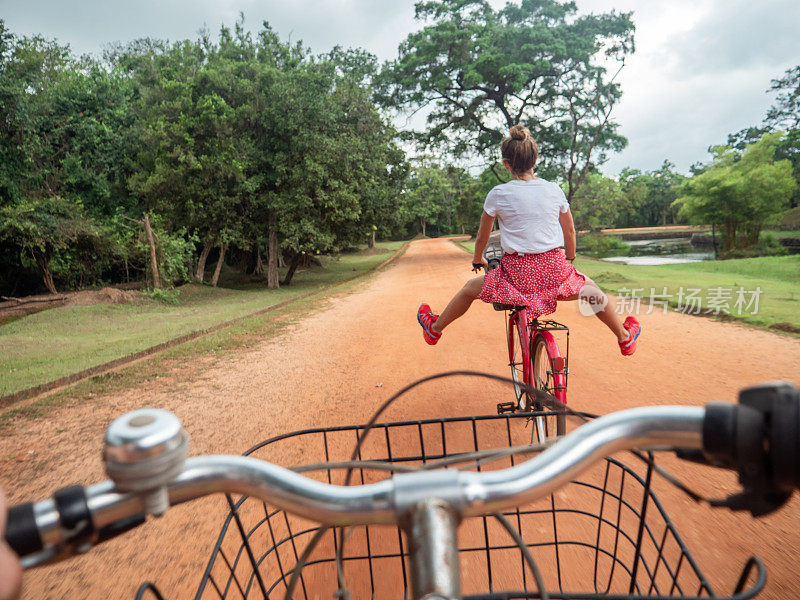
531;334;567;437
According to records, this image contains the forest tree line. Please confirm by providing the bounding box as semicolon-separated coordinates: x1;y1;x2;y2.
0;19;407;295
1;0;798;296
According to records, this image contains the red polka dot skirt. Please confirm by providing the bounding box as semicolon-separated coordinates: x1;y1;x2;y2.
477;249;586;318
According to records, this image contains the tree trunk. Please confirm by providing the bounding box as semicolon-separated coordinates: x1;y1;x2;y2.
239;251;248;281
32;250;57;294
254;247;264;275
267;213;279;289
711;223;718;260
744;224;760;247
211;243;226;287
41;261;57;294
143;214;161;289
282;252;302;286
724;221;736;252
195;241;212;283
278;253;286;268
368;231;375;249
421;218;426;237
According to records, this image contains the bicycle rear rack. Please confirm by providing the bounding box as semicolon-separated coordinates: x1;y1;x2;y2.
530;318;569;332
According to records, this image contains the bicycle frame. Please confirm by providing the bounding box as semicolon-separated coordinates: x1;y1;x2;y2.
507;309;569;405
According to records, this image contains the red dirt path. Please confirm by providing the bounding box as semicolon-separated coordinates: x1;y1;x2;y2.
2;237;799;599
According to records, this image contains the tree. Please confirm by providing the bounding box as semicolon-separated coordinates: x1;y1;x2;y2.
120;31;250;287
0;197;100;293
674;133;796;251
762;67;800;208
0;23;137;294
765;66;800;131
618;161;685;228
244;28;405;285
380;0;634;200
402;165;455;237
570;171;628;231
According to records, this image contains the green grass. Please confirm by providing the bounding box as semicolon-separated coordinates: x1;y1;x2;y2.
780;206;800;226
458;240;477;254
0;272;379;425
0;242;405;398
451;239;800;332
576;255;800;330
774;230;800;238
601;225;707;233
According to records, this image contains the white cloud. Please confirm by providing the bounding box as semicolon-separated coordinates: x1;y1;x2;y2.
580;0;800;175
2;0;798;176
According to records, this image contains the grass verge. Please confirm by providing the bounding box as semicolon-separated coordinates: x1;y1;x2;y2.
1;242;405;399
0;288;334;424
576;255;800;332
452;240;800;332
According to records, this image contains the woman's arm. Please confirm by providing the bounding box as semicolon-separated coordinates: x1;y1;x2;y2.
559;209;576;261
473;210;495;269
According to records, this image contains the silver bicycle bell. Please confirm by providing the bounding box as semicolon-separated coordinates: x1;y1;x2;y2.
103;408;189;516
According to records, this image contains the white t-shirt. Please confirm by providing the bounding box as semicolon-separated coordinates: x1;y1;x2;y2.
483;178;570;254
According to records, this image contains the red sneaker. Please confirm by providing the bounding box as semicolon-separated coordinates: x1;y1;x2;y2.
618;316;641;356
417;303;442;345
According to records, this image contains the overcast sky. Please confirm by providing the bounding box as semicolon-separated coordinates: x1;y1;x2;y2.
2;0;799;176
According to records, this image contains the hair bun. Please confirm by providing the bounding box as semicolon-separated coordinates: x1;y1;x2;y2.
510;124;529;140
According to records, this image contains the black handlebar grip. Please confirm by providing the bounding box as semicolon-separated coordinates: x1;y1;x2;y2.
701;382;800;514
739;381;800;491
702;402;736;465
5;502;43;557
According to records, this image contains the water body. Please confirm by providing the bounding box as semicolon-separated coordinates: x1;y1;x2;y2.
599;238;715;266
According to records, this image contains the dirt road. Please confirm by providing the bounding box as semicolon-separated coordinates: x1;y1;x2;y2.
2;237;799;599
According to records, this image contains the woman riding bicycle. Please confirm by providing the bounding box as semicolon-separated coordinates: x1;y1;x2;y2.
417;124;641;356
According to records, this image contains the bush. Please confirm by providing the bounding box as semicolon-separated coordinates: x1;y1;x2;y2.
133;218;197;287
577;234;631;255
148;287;181;304
719;231;788;259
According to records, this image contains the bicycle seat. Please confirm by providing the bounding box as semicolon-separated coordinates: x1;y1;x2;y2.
492;302;527;312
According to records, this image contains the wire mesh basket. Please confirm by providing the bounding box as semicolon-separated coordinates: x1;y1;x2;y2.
484;240;504;269
141;413;766;600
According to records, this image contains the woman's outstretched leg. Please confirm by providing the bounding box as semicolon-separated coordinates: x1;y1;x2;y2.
564;278;641;355
417;275;484;345
434;275;484;332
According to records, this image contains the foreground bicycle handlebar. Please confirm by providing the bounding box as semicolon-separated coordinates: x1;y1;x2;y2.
6;381;799;599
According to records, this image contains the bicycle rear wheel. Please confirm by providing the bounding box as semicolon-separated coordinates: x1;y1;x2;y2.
507;314;532;411
531;334;567;437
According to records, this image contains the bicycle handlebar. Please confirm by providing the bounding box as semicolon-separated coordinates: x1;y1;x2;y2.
6;382;799;569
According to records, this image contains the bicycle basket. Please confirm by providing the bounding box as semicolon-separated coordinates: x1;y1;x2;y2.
152;413;765;600
484;240;503;271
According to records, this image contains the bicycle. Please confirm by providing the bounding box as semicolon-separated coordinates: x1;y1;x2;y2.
482;237;568;441
6;374;799;600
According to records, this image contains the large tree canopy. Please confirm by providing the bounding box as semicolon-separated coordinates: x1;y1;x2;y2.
674;133;797;252
380;0;634;199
